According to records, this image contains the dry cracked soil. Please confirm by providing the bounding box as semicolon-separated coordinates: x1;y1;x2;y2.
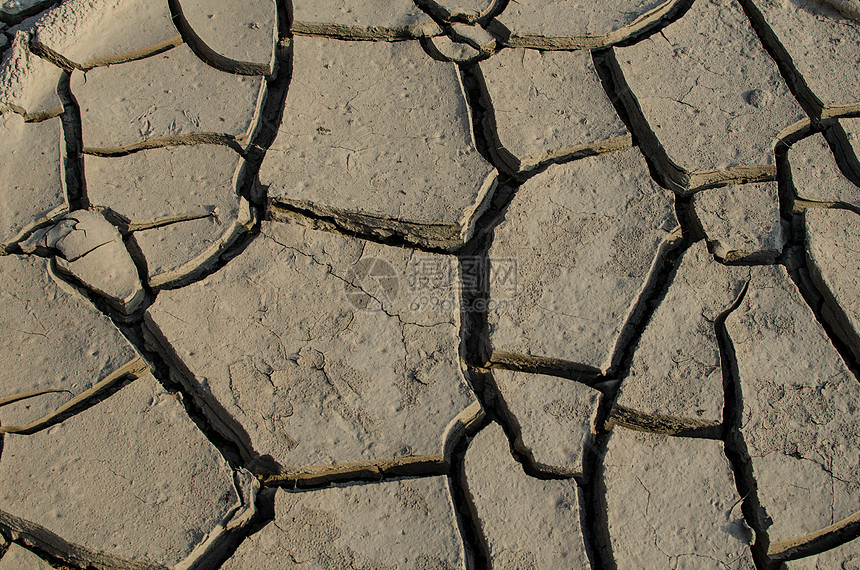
1;0;860;568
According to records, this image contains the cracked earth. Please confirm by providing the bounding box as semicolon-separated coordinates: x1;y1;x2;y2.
0;0;859;568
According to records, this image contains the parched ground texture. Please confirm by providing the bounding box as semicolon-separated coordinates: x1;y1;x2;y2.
1;0;860;568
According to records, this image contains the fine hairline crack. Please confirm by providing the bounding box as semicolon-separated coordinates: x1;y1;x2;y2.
263;231;452;329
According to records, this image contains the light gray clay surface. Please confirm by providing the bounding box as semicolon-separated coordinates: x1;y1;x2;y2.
493;368;600;477
842;116;860;168
22;209;145;313
603;428;754;569
490;0;683;48
613;0;806;192
0;373;254;568
614;242;748;424
84;145;251;288
0;544;52;570
291;0;441;39
0;114;64;252
28;0;179;65
0;34;63;113
487;147;679;375
693;181;785;262
72;44;264;149
146;222;476;471
789;133;860;208
1;0;858;566
727;265;860;544
479;47;630;172
805;208;860;361
0;254;139;427
222;478;463;569
261;36;497;250
176;0;276;72
747;0;860;116
464;422;589;568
